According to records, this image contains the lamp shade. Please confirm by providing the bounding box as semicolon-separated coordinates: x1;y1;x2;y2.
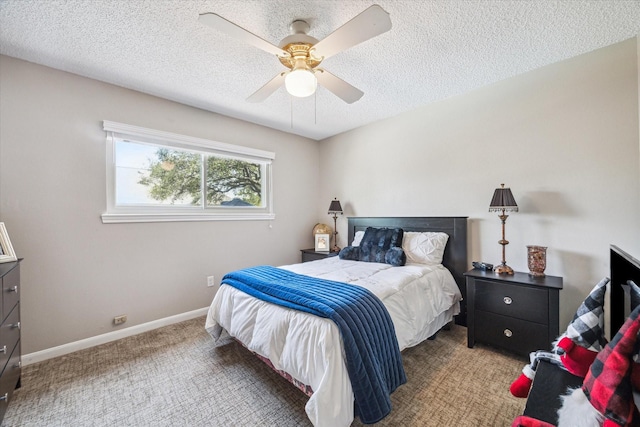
328;198;343;214
489;184;518;212
285;68;317;98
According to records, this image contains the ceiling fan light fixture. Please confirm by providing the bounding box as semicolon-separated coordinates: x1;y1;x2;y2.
285;68;317;98
200;5;392;104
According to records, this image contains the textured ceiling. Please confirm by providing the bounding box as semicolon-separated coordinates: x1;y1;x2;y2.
1;0;639;140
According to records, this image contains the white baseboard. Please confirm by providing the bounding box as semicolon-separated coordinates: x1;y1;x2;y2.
22;307;209;366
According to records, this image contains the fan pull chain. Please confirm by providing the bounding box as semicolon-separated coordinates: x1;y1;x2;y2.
314;89;317;125
290;96;293;129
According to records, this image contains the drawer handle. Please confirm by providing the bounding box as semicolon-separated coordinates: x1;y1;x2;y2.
504;329;513;338
503;296;513;305
8;286;18;293
0;393;7;402
0;345;5;354
10;322;20;330
14;361;21;369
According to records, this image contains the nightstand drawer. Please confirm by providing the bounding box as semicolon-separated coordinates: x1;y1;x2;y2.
475;310;548;356
303;252;330;262
474;279;548;324
465;269;562;356
300;249;337;263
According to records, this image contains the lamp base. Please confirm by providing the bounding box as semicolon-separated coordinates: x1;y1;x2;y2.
494;263;514;275
331;245;340;253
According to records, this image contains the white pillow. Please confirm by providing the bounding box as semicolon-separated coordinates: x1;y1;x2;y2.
402;231;449;265
351;230;365;246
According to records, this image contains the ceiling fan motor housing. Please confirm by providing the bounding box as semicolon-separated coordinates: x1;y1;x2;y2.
278;20;321;70
289;20;310;35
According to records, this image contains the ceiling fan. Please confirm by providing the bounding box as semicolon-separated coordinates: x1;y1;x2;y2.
198;4;392;104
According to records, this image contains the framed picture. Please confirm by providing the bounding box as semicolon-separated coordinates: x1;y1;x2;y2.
314;233;330;252
0;223;17;263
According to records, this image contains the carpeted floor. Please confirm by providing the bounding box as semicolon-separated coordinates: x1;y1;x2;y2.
3;317;527;426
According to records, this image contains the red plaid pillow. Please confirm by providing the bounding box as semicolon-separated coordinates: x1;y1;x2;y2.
582;305;640;426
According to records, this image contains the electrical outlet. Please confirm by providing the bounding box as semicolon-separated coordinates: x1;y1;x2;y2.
113;315;127;325
207;276;215;287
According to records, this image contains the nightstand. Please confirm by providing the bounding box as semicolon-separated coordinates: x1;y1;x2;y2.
300;249;338;263
464;269;562;357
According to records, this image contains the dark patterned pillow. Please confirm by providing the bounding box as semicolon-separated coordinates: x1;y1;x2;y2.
359;227;405;266
338;246;360;261
385;247;406;267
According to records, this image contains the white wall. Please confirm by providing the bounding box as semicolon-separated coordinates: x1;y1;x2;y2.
0;56;320;354
318;38;640;330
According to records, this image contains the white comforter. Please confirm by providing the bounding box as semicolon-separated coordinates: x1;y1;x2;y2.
205;257;461;427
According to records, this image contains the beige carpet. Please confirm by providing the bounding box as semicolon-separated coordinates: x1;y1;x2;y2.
4;317;526;426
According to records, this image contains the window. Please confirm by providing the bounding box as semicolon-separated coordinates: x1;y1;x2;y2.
102;121;274;223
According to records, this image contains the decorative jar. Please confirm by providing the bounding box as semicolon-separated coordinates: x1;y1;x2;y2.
527;245;547;277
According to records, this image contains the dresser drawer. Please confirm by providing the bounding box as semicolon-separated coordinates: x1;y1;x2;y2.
0;305;20;373
0;341;21;422
475;310;548;356
474;279;548;324
1;267;19;322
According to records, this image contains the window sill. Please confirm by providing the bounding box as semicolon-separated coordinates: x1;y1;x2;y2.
101;212;276;223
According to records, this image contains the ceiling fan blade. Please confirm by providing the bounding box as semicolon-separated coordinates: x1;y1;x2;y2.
199;13;289;58
312;5;391;60
246;72;286;103
315;69;364;104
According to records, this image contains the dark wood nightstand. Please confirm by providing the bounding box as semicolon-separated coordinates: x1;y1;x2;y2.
300;249;338;263
464;269;563;357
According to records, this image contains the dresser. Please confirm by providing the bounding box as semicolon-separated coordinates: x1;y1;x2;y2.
0;260;21;423
300;249;338;263
464;269;562;357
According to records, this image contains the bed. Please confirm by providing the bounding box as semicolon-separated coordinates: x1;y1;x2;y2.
205;216;468;426
521;245;640;425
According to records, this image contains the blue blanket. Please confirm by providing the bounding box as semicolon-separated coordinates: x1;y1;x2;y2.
221;265;406;424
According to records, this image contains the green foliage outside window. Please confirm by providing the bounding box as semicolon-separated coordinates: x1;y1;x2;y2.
138;148;262;206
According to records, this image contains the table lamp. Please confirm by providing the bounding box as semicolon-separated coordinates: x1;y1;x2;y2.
328;198;343;252
489;184;518;274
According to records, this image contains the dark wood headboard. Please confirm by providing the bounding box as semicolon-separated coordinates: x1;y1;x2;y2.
610;245;640;334
347;217;468;324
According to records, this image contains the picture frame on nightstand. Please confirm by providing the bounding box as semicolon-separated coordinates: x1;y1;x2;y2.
314;233;330;252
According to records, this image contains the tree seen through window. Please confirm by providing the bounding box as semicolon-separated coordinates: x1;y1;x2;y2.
137;148;262;207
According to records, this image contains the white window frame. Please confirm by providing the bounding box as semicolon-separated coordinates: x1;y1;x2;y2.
101;121;275;223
